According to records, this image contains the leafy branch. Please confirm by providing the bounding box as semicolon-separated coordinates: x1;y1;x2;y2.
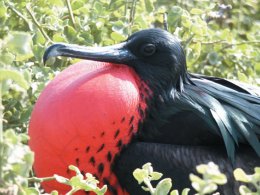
29;165;107;195
5;2;33;31
133;162;260;195
65;0;76;29
25;5;52;43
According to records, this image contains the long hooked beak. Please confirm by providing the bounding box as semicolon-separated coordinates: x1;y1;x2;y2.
43;42;135;65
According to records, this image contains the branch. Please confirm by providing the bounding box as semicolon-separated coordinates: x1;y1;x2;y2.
190;39;260;51
163;12;168;31
128;0;137;35
0;83;3;180
28;176;56;183
192;40;227;45
6;2;33;31
65;0;76;29
221;41;260;50
25;5;52;43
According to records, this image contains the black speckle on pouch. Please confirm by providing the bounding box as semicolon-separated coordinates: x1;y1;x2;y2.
85;146;90;153
128;125;134;135
100;131;105;137
98;163;104;175
75;158;80;166
121;117;125;123
97;143;105;153
107;151;112;162
138;106;144;118
103;178;118;195
116;140;123;149
129;116;134;125
114;129;120;139
89;156;96;166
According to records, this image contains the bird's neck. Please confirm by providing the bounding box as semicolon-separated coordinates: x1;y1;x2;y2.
145;71;191;102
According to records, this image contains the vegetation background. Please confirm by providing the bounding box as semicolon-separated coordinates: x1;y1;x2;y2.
0;0;260;194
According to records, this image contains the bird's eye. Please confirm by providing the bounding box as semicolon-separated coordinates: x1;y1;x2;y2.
140;44;156;56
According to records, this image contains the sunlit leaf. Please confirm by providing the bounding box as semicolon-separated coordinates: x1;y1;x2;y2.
0;69;29;90
190;8;204;15
154;178;172;195
3;32;33;61
208;52;219;65
144;0;154;12
234;168;251;183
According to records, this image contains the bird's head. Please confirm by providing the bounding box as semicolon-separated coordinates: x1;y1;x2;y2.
44;28;188;94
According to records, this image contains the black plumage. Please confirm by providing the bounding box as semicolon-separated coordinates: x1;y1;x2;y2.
44;28;260;194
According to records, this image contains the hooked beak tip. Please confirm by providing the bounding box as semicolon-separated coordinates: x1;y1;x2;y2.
43;44;65;65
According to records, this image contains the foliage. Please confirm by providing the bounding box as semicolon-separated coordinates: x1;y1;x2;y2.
133;162;260;195
28;165;107;195
0;129;34;195
234;167;260;194
189;162;227;194
0;0;259;194
53;165;107;195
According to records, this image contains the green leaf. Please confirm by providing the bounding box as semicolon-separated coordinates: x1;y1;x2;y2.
111;32;125;42
237;72;248;82
50;190;59;195
54;174;69;184
142;162;153;174
99;186;108;194
3;32;33;61
144;0;154;12
181;188;190;195
4;129;19;144
23;187;40;195
254;167;260;174
0;69;29;90
186;42;201;68
182;15;192;28
72;0;85;10
209;173;227;185
64;25;78;42
150;172;163;181
154;178;172;195
69;165;81;175
51;0;64;6
239;185;253;195
0;52;15;65
201;183;218;194
133;168;148;184
234;168;251;183
196;164;208;174
170;190;179;195
69;175;84;187
208;52;219;65
33;30;45;45
190;174;204;191
190;8;204;15
0;1;7;18
94;2;104;13
191;24;203;35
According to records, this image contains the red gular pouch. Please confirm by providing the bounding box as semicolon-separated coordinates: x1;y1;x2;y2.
29;60;150;195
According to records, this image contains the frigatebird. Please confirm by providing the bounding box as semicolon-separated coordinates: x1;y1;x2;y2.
33;28;260;194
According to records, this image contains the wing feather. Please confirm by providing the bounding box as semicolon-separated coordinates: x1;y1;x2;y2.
176;75;260;160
